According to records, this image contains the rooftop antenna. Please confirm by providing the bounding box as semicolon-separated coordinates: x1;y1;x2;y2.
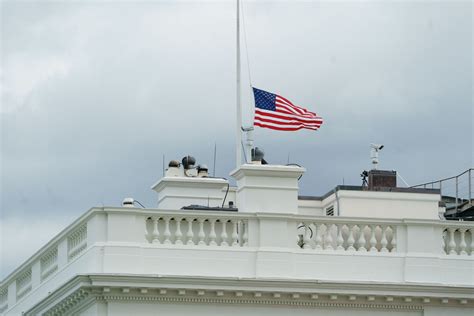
235;0;242;168
370;143;384;170
213;142;217;177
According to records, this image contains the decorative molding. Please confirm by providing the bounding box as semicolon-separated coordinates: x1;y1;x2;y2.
98;294;424;311
235;185;299;193
24;275;474;315
0;304;8;314
43;289;90;316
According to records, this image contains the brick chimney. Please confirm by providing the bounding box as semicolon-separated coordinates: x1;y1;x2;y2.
368;169;397;190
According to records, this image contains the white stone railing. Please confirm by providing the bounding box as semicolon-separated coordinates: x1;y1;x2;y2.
0;287;7;314
443;225;473;255
0;216;90;314
297;219;397;252
15;269;32;301
144;214;249;247
1;207;473;315
40;248;58;281
67;224;87;261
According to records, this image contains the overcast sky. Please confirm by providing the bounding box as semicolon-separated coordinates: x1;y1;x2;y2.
1;0;472;278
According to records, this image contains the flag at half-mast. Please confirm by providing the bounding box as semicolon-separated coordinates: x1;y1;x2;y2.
252;87;323;131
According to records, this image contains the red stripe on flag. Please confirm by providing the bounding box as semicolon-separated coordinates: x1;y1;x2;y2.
253;88;323;131
254;121;319;131
255;109;323;124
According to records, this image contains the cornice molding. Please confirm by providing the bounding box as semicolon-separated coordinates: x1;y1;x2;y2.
25;275;473;315
96;294;424;311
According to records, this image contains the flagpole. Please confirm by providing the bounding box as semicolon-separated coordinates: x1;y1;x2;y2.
236;0;242;168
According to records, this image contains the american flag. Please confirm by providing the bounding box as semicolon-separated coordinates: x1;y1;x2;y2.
253;87;323;131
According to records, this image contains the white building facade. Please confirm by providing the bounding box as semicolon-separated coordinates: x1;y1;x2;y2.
1;163;473;315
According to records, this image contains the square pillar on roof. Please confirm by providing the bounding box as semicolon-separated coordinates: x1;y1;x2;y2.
230;164;305;214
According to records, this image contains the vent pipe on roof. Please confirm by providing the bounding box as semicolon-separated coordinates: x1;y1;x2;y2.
197;164;209;177
122;197;135;208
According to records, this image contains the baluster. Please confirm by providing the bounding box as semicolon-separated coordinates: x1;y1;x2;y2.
238;220;244;246
163;217;172;244
198;218;206;246
459;228;467;256
145;223;151;243
175;218;183;245
441;229;447;254
347;225;356;251
243;220;249;246
390;226;397;252
152;217;160;244
231;220;239;246
186;218;195;245
470;229;474;256
314;224;323;250
303;223;312;250
221;220;229;246
144;218;150;242
357;225;367;252
380;226;388;252
336;224;344;251
369;225;377;252
209;219;217;246
448;227;457;255
325;224;334;250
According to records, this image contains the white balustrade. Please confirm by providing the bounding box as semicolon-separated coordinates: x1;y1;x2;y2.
347;225;356;251
220;220;229;246
297;221;398;253
336;224;344;251
242;220;249;246
2;207;473;315
67;224;87;261
324;224;334;250
302;222;312;250
443;227;473;255
198;218;206;246
151;218;160;243
40;247;58;281
186;218;194;245
145;214;249;247
357;225;367;252
209;219;217;246
231;220;239;246
390;225;397;252
0;287;8;313
16;269;32;300
380;227;389;253
369;225;377;252
314;224;323;250
175;217;183;245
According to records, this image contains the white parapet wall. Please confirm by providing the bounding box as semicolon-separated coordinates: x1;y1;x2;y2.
231;164;305;214
1;207;473;315
0;163;469;316
297;187;442;220
335;189;441;220
152;176;229;209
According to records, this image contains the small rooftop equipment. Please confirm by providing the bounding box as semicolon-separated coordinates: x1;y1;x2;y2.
370;143;384;170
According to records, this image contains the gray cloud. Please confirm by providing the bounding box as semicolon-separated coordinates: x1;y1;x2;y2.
1;0;472;277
